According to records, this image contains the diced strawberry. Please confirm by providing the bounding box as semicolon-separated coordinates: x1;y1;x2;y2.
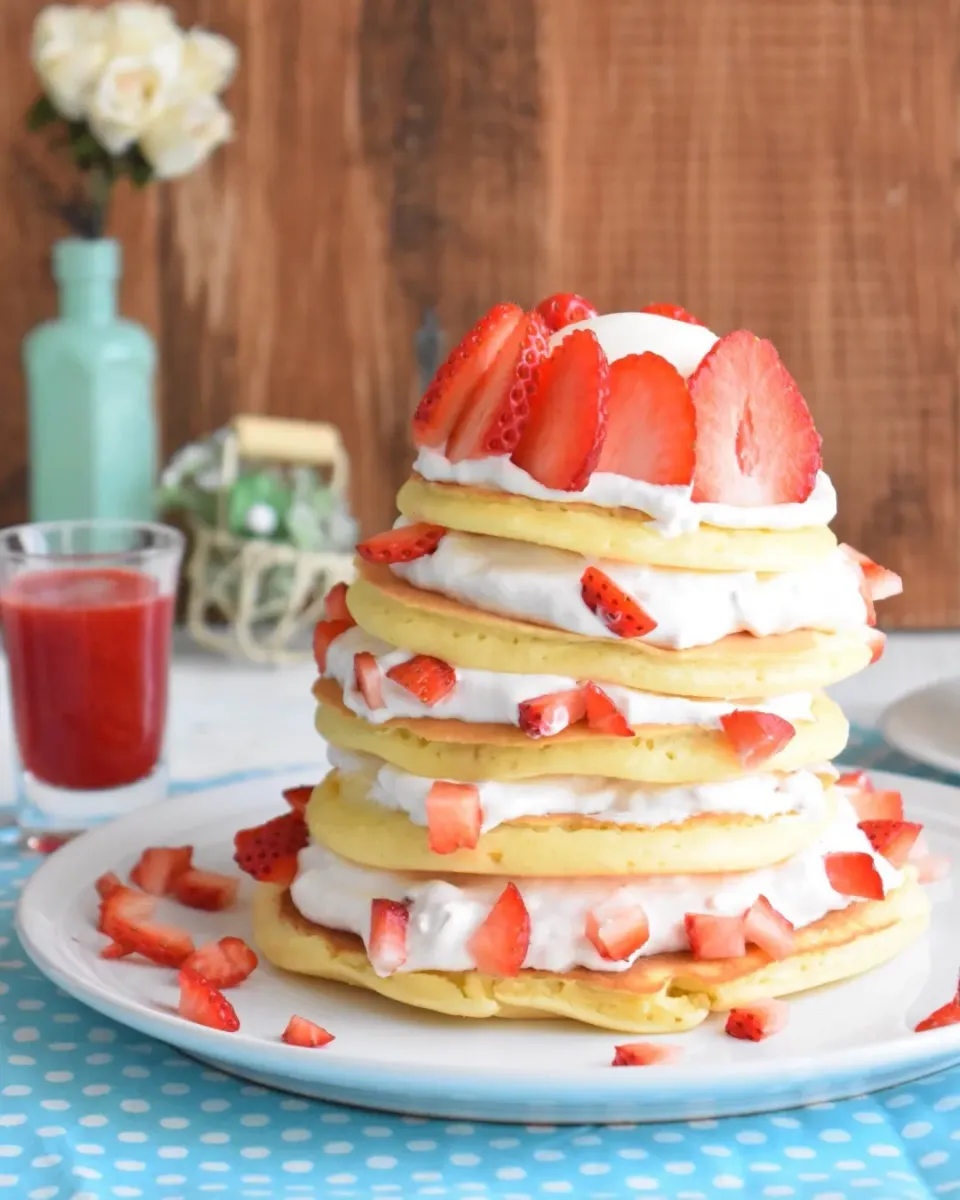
282;785;313;815
324;581;352;622
234;811;308;886
684;912;747;959
182;936;259;989
858;820;922;869
425;782;482;854
837;769;874;793
386;655;456;706
177;967;240;1033
859;576;878;627
824;851;885;900
534;292;599;333
354;652;384;710
312;618;353;672
916;854;952;884
445;310;550;460
369;899;409;975
848;788;904;822
356;523;447;565
743;895;795;960
95;871;124;901
517;688;587;739
840;544;903;602
99;889;195;968
719;711;796;769
511;329;610;491
725;999;790;1042
129;845;193;896
173;868;240;912
866;628;886;663
611;1042;683;1066
100;940;131;960
282;1014;335;1048
690;330;822;506
97;883;145;933
911;832;930;860
412;303;525;447
582;682;633;737
640;302;704;326
585;905;650;961
580;567;657;638
916;994;960;1032
469;883;530;977
596;353;696;485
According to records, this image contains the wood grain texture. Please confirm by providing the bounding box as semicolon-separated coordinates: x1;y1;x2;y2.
0;0;956;625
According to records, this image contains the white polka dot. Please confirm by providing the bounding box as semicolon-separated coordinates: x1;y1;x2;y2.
490;1137;520;1149
13;1028;38;1043
157;1147;188;1159
868;1144;900;1157
73;1167;102;1180
121;1065;150;1079
935;1095;960;1112
886;1094;915;1108
82;1085;109;1097
849;1182;880;1190
52;1013;78;1023
325;1178;357;1188
241;1115;270;1127
533;1149;564;1162
49;1043;76;1052
323;1142;353;1155
363;1126;393;1138
0;1116;24;1127
617;1148;648;1160
749;1163;780;1173
703;1145;732;1157
7;1056;35;1066
31;1155;60;1168
156;1179;187;1187
903;1121;932;1138
853;1111;884;1124
625;1179;660;1192
541;1186;572;1195
785;1147;815;1159
161;1118;189;1130
922;1151;949;1167
88;1028;116;1042
201;1099;230;1113
412;1175;442;1184
579;1163;611;1175
281;1099;309;1110
39;1101;68;1111
111;1189;141;1198
653;1131;684;1143
813;1193;846;1200
85;1054;112;1066
836;1161;866;1170
0;1147;21;1158
770;1116;800;1129
714;1178;744;1190
43;1071;72;1084
496;1168;526;1180
115;1161;145;1172
239;1148;270;1159
29;1189;59;1199
450;1153;480;1167
78;1116;107;1128
408;1141;438;1151
200;1162;230;1172
1;1087;30;1097
666;1162;696;1174
282;1129;311;1142
762;1190;795;1198
201;1133;230;1145
35;1128;65;1138
16;999;43;1011
367;1156;398;1170
735;1131;766;1145
320;1112;350;1124
161;1083;190;1095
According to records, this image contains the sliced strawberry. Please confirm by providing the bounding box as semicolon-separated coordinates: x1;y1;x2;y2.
426;782;482;854
866;628;886;664
916;854;952;884
445;310;550;460
100;940;130;960
282;1014;335;1048
719;711;796;769
725;999;790;1042
182;936;259;989
612;1042;683;1066
858;820;922;869
99;889;194;968
517;687;587;739
234;811;308;886
469;883;530;977
585;904;650;961
840;544;903;602
743;895;795;960
582;682;633;737
580;567;657;638
177;967;240;1033
354;652;384;710
511;329;609;491
313;618;353;672
534;292;599;333
595;353;696;485
684;912;746;959
356;522;447;565
324;581;352;621
369;899;409;975
283;785;313;815
848;787;903;823
129;845;193;896
386;655;456;706
412;303;525;447
824;851;885;900
837;769;874;793
95;871;124;901
173;868;239;912
690;330;822;506
916;994;960;1032
640;302;704;326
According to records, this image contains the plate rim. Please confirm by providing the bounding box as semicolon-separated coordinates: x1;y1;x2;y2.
882;680;960;775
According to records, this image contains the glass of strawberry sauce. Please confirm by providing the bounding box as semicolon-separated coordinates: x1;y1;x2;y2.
0;520;184;840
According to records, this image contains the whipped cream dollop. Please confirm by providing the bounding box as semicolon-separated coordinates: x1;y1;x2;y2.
290;796;900;976
324;626;816;728
392;532;868;651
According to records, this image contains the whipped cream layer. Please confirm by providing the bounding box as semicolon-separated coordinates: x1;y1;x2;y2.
291;796;900;976
328;748;831;833
392;532;868;651
325;626;816;728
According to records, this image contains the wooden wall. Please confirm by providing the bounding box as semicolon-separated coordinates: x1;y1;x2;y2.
0;0;956;627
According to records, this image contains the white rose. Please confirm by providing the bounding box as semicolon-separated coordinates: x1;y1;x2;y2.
86;42;182;154
176;30;238;99
102;2;182;57
31;5;108;120
139;93;233;179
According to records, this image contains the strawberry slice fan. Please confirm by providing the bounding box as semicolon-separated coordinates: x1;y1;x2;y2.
239;300;942;1048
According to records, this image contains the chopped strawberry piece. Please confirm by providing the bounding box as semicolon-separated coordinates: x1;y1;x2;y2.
517;687;587;739
582;682;633;737
916;994;960;1032
580;567;657;638
356;522;447;565
586;904;650;961
100;940;130;960
719;711;796;769
446;310;550;460
640;302;704;326
840;544;903;601
469;883;530;977
282;1014;335;1048
725;999;790;1042
858;820;922;869
386;655;456;706
324;581;352;622
313;618;353;672
95;871;124;901
743;895;795;960
684;912;746;959
916;854;952;884
596;353;696;485
354;652;384;710
369;899;409;975
837;769;874;793
534;292;599;333
173;868;240;912
97;883;145;932
612;1042;683;1066
426;782;482;854
690;330;822;506
824;851;885;900
511;329;610;491
282;785;313;815
183;936;259;989
412;303;525;447
129;845;193;896
865;628;886;664
234;811;308;886
848;787;903;822
177;967;240;1033
99;888;195;968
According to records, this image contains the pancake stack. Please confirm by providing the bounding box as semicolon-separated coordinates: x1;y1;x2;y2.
247;301;928;1034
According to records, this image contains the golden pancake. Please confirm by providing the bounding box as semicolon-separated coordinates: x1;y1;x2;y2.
397;477;839;572
252;876;928;1034
346;567;873;700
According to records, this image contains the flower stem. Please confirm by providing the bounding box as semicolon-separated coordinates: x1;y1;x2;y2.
87;163;113;238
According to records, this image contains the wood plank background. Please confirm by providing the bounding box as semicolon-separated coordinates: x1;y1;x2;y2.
0;0;956;627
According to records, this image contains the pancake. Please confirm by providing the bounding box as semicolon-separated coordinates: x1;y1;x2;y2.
252;875;929;1034
347;567;873;700
306;771;839;876
397;477;839;572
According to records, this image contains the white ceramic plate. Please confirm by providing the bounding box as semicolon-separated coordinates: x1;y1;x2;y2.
882;680;960;775
16;769;960;1124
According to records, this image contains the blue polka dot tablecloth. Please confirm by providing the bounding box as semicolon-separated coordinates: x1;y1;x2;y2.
2;726;960;1200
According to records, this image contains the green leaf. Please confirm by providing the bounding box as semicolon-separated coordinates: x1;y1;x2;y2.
69;130;104;169
122;147;153;188
26;94;59;131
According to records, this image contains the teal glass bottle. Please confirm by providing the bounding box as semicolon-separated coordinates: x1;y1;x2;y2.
23;238;158;522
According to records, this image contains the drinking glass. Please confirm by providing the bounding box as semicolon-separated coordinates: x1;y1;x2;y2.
0;520;184;841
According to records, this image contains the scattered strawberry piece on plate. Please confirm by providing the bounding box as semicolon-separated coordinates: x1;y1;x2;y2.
586;904;649;961
354;651;384;710
412;303;525;447
425;782;482;854
282;785;313;815
356;523;447;565
858;819;923;869
282;1015;335;1048
582;682;633;737
178;967;240;1033
743;895;795;960
689;330;822;505
866;628;886;664
837;769;874;793
640;302;704;326
580;567;657;638
312;618;353;672
100;940;130;960
386;655;456;706
840;544;903;601
95;871;125;901
234;811;308;886
612;1042;683;1066
915;854;952;884
129;845;193;896
517;688;587;739
99;888;195;968
916;981;960;1031
534;292;599;333
685;912;747;959
469;882;530;977
847;787;903;823
173;868;239;912
511;329;610;491
183;936;259;989
369;899;409;975
823;851;885;900
725;999;790;1042
323;581;352;622
719;711;796;769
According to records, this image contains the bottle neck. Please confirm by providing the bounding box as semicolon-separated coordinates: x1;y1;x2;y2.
58;279;117;324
